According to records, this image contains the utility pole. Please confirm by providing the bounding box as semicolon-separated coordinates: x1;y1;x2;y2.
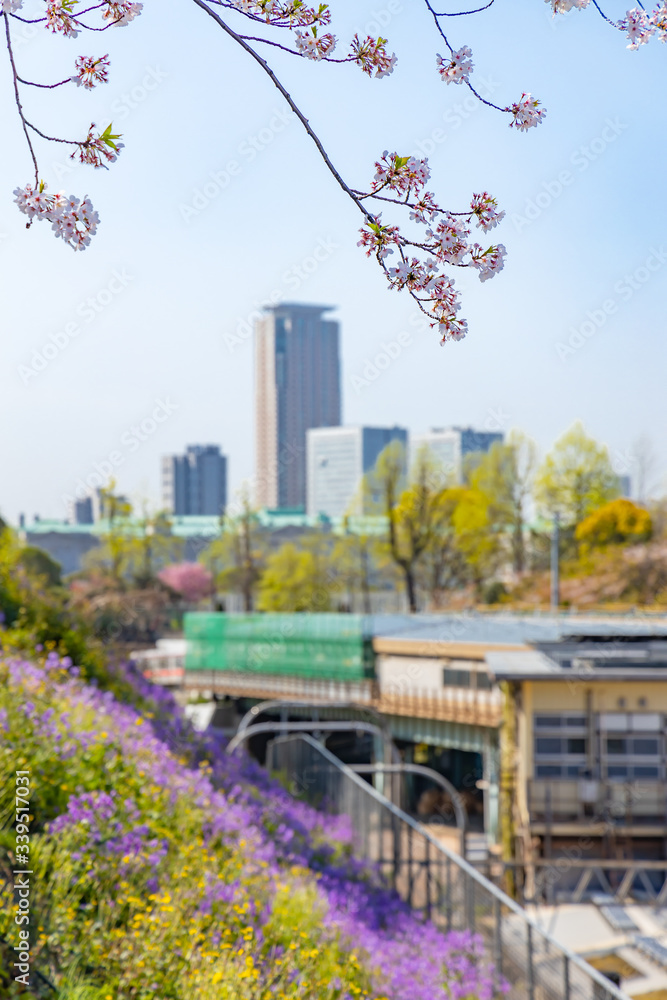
550;512;560;611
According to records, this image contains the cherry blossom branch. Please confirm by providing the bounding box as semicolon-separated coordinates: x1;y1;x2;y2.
4;13;39;188
433;0;495;13
190;0;376;223
18;75;72;89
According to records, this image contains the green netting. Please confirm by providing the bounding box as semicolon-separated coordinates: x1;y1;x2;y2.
184;613;375;681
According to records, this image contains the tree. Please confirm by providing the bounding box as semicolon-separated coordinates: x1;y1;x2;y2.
534;422;620;527
451;487;502;596
257;542;330;612
16;546;62;587
575;499;652;551
202;490;266;611
470;431;538;574
418;487;470;608
372;441;443;613
3;0;660;342
158;562;213;604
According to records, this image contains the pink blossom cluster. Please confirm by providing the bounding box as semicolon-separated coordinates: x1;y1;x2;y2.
46;0;80;38
294;28;337;60
621;5;667;48
349;34;397;78
74;123;123;167
13;183;100;251
357;152;506;344
73;55;110;90
372;151;430;194
470;191;506;232
1;0;24;12
436;46;473;85
545;0;590;12
102;0;143;25
506;92;547;131
229;0;332;27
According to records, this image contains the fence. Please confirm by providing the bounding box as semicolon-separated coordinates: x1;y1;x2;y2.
266;733;630;1000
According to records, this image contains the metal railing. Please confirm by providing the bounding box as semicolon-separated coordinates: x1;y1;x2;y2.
267;733;630;1000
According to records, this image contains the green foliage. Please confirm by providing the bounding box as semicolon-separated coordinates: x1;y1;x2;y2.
0;663;377;999
16;546;62;587
202;490;266;611
469;430;537;573
257;542;331;612
575;498;652;549
534;421;620;526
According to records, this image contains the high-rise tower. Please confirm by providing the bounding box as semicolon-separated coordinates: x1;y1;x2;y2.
255;303;341;509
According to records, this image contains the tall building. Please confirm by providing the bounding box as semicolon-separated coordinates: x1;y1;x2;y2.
162;445;227;516
255;303;341;510
411;427;504;484
307;425;408;518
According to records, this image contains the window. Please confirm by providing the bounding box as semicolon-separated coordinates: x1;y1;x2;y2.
633;738;659;755
535;715;561;728
536;738;561;755
635;765;660;778
567;738;586;754
607;738;627;755
476;672;493;691
608;765;629;779
442;668;471;688
536;764;561;778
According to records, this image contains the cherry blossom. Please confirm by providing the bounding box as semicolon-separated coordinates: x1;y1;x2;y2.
470;192;506;232
436;46;473;85
46;0;80;38
74;123;123;167
1;0;23;12
622;9;655;49
507;93;547;131
349;34;397;78
294;28;336;60
13;183;99;251
102;0;143;25
545;0;590;12
73;56;110;90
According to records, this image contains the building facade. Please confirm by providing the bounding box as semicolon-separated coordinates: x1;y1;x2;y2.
255;303;341;510
162;445;227;517
306;425;408;518
411;426;504;483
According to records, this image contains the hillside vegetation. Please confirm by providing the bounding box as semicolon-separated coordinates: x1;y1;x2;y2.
0;652;500;1000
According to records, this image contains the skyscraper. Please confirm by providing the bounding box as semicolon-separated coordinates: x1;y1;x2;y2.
307;425;408;518
410;427;504;483
162;445;227;516
255;303;341;510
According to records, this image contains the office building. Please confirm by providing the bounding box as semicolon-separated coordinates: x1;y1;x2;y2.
307;425;408;518
255;303;341;510
411;426;503;484
162;445;227;517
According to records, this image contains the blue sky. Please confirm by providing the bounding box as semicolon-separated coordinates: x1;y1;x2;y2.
1;0;665;523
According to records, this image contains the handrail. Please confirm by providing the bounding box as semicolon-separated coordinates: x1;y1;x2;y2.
235;699;391;738
273;733;631;1000
348;762;468;858
226;719;400;763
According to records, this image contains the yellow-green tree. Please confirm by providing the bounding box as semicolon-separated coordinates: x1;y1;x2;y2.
418;487;469;607
257;542;331;612
534;421;620;526
202;489;266;611
575;498;652;550
452;487;502;594
371;442;442;613
470;430;537;574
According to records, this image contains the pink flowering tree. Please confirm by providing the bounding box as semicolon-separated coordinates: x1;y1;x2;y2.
2;0;665;341
158;562;213;604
